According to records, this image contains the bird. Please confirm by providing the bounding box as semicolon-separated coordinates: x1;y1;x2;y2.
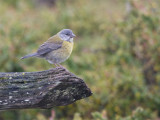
21;29;76;68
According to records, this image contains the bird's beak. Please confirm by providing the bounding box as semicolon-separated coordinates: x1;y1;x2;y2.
71;33;76;38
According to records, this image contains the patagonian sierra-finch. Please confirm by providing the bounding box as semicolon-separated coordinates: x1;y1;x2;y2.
21;29;76;67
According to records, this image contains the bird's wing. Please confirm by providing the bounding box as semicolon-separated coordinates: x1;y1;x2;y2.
37;35;63;55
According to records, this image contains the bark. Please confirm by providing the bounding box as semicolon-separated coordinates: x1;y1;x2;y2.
0;67;92;110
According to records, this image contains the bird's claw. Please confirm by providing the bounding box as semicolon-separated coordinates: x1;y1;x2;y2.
54;64;66;70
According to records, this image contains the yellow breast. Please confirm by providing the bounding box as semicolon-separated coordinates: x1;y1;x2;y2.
45;37;74;64
62;40;73;55
51;40;73;63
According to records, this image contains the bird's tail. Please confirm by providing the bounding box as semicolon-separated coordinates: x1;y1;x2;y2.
21;53;38;59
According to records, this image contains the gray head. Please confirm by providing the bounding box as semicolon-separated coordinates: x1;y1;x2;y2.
58;29;76;42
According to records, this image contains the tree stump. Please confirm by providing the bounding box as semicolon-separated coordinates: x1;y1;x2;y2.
0;67;92;110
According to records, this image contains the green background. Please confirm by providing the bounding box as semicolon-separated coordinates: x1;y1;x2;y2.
0;0;160;119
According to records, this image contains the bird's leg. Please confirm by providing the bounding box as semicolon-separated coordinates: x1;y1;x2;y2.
54;64;64;70
57;64;63;68
54;64;58;68
57;64;66;70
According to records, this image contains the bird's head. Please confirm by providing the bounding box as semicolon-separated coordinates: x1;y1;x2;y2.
58;29;76;42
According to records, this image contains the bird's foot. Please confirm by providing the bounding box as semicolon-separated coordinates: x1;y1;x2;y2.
57;64;67;70
54;64;60;69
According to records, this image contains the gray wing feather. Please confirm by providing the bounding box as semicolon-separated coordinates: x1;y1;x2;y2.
37;42;62;55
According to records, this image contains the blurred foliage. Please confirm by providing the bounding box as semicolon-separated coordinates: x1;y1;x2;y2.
0;0;160;120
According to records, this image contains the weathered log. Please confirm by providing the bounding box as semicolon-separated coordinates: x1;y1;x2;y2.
0;68;92;110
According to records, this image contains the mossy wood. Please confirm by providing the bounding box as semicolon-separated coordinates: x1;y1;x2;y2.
0;68;92;110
